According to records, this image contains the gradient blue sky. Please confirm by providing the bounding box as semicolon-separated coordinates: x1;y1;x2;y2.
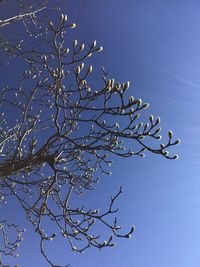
1;1;200;266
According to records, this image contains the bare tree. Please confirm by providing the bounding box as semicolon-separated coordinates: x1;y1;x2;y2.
0;2;180;267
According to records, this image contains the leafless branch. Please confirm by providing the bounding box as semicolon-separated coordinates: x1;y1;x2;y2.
0;9;180;267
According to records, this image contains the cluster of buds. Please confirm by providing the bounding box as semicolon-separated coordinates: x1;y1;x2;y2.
122;81;130;90
51;68;65;79
60;14;77;28
60;14;68;24
49;14;77;31
105;79;130;94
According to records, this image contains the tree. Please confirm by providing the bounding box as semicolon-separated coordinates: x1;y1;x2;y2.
0;1;180;266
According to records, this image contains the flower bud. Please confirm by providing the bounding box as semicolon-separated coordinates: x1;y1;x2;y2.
164;151;169;156
137;98;142;105
160;144;165;149
143;103;149;109
80;63;84;70
87;52;92;58
129;96;134;103
174;139;181;145
76;66;81;74
168;130;173;139
156;117;161;125
124;81;130;90
63;48;70;54
106;86;112;93
144;123;149;131
91;40;97;48
106;80;111;87
133;113;140;120
149;115;154;122
155;135;162;140
87;65;93;74
64;14;68;22
138;122;143;128
80;43;85;51
154;127;161;135
97;46;103;52
60;14;65;24
73;39;78;47
69;23;77;28
49;21;54;28
139;135;145;140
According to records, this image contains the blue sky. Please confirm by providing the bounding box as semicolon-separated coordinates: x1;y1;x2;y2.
1;1;200;266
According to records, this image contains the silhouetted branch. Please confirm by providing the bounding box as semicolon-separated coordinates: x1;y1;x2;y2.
0;6;180;267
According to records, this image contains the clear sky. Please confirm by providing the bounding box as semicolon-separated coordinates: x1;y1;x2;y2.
1;1;200;267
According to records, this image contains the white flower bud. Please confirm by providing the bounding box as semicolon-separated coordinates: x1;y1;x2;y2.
164;151;169;156
69;23;77;28
91;40;97;48
129;96;134;103
143;103;149;109
80;43;85;51
60;14;65;24
80;63;84;70
87;52;92;58
76;66;81;74
97;46;103;52
64;48;70;54
49;21;54;28
93;209;100;213
73;39;78;46
124;81;130;90
88;65;93;74
64;15;68;22
106;86;112;93
156;135;162;140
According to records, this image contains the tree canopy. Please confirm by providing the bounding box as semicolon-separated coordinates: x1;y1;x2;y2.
0;1;179;266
